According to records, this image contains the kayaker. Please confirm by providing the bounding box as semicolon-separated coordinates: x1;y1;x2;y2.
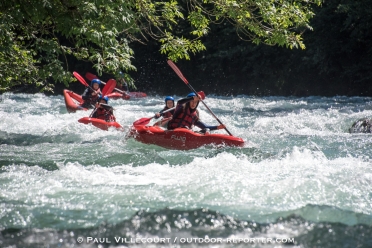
118;71;129;91
153;96;175;127
116;71;130;100
81;79;102;108
92;96;116;122
167;92;225;133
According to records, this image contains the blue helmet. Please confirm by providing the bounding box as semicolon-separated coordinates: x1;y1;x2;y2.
165;96;174;103
187;92;196;98
91;79;101;87
98;95;109;103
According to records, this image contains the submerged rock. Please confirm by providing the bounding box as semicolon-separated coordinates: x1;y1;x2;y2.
349;118;372;133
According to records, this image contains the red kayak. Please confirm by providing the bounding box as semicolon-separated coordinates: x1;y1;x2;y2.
78;117;123;131
106;91;147;100
129;125;244;150
63;89;87;113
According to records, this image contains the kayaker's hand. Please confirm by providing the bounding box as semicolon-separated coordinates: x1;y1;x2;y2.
155;112;161;118
93;89;101;96
217;124;226;130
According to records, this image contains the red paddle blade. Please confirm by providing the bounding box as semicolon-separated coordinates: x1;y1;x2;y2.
167;60;189;84
85;72;98;81
133;117;153;126
73;71;89;87
102;79;116;96
198;91;205;100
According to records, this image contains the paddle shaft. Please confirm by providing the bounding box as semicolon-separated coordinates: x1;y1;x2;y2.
167;60;233;136
100;81;126;94
85;72;127;94
189;85;232;136
158;106;176;116
86;85;98;94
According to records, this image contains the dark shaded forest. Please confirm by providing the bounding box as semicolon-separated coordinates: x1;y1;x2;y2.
36;0;372;97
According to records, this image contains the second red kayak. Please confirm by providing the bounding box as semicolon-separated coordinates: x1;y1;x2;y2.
63;89;87;113
129;125;245;150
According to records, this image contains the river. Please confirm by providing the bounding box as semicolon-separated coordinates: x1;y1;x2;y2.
0;92;371;247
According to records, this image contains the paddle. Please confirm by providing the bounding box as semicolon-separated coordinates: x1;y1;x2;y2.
167;60;233;136
85;72;129;96
133;107;176;126
132;91;206;126
89;79;117;117
101;79;117;97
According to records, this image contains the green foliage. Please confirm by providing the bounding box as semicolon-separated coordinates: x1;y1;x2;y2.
159;32;206;60
0;0;322;92
168;0;372;96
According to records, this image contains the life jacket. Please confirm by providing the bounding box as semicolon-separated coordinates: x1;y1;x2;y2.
167;104;198;129
93;108;116;122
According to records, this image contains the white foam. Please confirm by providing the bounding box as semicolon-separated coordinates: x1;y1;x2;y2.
1;93;372;228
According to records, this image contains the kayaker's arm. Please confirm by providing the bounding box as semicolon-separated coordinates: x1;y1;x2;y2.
81;88;91;100
194;120;218;131
195;120;225;131
154;107;169;119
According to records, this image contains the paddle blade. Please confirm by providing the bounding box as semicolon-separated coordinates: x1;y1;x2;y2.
102;79;116;96
73;71;89;87
133;117;153;126
85;72;98;81
197;91;205;100
167;60;189;84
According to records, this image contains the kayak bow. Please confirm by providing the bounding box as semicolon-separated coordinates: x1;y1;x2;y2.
78;117;123;131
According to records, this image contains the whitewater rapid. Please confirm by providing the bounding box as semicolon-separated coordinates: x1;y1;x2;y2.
0;93;371;247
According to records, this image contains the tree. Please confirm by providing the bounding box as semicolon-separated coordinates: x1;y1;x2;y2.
0;0;322;92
